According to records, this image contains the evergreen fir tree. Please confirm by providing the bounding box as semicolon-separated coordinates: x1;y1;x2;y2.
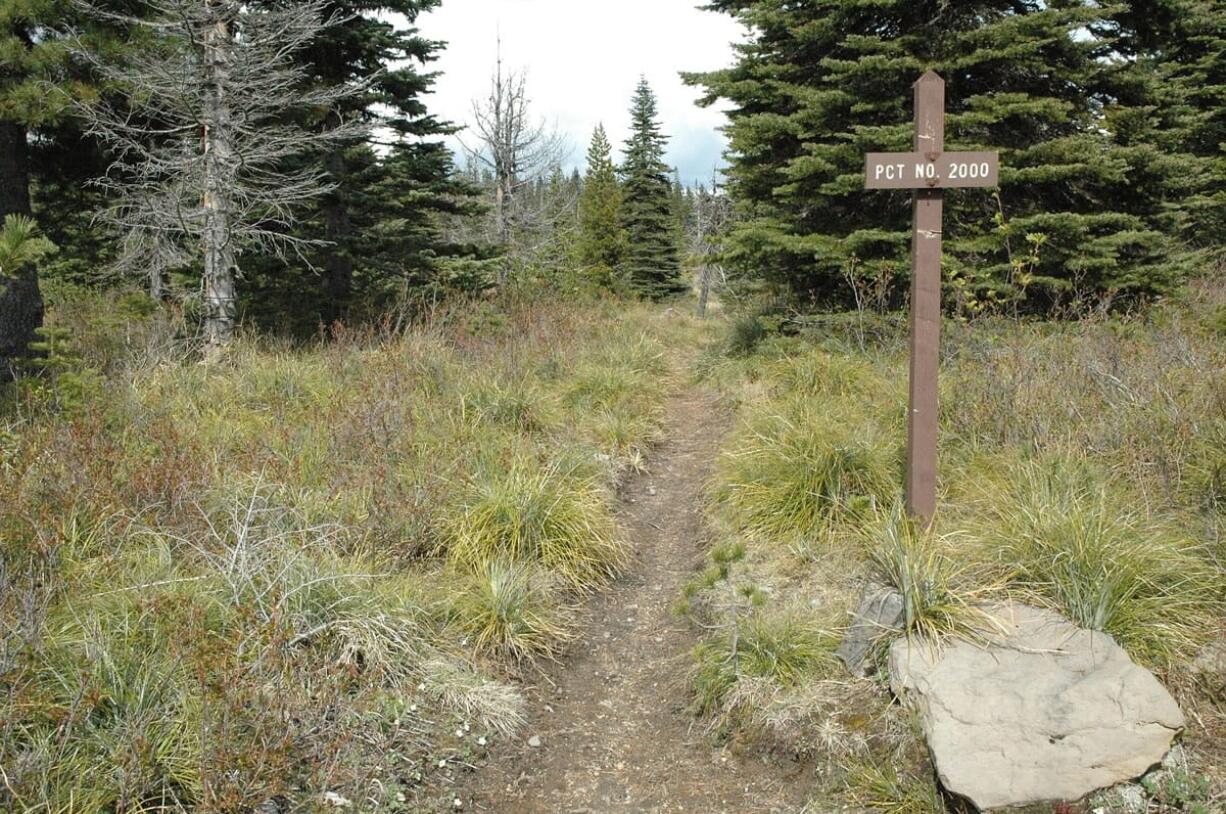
670;169;694;245
362;139;497;302
1157;1;1225;264
620;79;686;299
686;0;1184;309
577;124;626;285
257;0;481;325
0;0;96;375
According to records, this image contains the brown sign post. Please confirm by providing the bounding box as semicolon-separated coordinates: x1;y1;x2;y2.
864;71;999;522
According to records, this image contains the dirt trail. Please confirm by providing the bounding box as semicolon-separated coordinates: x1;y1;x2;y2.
457;385;811;813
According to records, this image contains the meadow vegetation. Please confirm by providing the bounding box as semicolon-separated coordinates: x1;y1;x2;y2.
0;293;691;811
684;278;1226;811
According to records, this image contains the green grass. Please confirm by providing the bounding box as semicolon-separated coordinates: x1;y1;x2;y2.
692;610;839;720
449;558;574;663
979;457;1224;665
843;761;945;814
717;399;896;541
443;459;624;591
691;284;1226;798
865;506;991;642
0;294;694;811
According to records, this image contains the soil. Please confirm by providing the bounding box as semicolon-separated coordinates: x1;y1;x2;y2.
453;385;813;813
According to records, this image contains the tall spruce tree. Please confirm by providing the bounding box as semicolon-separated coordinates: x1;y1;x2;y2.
1;0;142;374
686;0;1182;310
620;79;685;298
1158;1;1225;264
261;0;480;325
0;0;73;376
577;124;626;285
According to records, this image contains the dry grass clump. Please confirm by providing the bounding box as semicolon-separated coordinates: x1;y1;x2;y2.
448;558;575;663
842;760;946;814
4;495;463;810
443;459;624;591
865;506;993;642
692;608;841;723
0;294;688;811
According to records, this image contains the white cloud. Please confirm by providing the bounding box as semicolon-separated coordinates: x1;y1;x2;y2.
417;0;745;185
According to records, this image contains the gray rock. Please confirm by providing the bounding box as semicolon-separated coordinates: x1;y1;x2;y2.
528;734;541;748
1191;637;1225;694
836;583;905;676
889;602;1184;811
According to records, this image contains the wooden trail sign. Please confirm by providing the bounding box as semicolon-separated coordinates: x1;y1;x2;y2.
864;71;999;522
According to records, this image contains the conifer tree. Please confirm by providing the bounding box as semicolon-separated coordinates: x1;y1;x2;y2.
270;0;480;323
1158;1;1225;263
670;169;693;243
577;124;626;285
687;0;1183;309
620;79;686;298
0;0;81;375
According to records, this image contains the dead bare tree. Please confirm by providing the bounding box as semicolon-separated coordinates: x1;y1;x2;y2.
461;40;566;280
74;0;368;354
689;180;732;318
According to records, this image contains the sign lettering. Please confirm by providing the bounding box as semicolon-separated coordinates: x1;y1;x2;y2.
865;151;999;190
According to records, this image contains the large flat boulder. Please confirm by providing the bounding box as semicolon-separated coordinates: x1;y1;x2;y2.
889;603;1184;811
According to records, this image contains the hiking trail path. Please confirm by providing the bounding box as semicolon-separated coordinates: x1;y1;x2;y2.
456;384;811;813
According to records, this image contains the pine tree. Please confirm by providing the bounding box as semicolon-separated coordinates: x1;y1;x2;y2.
670;169;693;244
620;79;686;299
1158;1;1225;264
577;124;626;285
686;1;1183;310
271;0;479;323
362;139;496;302
0;0;76;376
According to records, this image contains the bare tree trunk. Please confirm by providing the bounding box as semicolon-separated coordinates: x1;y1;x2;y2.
494;177;510;283
321;151;354;323
201;5;238;354
465;39;565;285
79;0;368;355
0;119;43;380
697;264;711;318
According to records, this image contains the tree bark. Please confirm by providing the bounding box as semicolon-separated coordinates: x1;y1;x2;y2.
697;265;711;318
201;6;238;355
0;118;43;381
321;150;353;324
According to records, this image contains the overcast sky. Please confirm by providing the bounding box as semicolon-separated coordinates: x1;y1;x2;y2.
416;1;746;186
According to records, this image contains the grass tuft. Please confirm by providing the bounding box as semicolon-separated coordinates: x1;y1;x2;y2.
983;458;1224;665
692;610;838;720
717;401;895;540
866;506;990;642
843;760;945;814
449;559;574;663
444;459;624;591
